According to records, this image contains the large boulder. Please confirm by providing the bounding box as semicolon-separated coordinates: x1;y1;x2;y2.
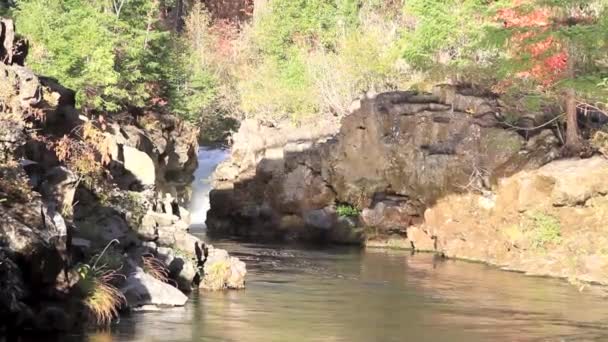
120;268;188;308
329;89;525;207
200;245;246;291
123;146;156;187
0;249;33;331
360;197;423;235
40;166;78;215
0;118;26;161
408;157;608;284
207;87;558;242
0;195;67;290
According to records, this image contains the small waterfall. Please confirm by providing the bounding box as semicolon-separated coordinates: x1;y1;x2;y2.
189;146;229;228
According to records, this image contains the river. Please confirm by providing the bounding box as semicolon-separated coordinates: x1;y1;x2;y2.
54;147;608;341
91;239;608;341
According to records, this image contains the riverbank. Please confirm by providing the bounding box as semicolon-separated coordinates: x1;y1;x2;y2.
206;87;608;288
34;239;608;342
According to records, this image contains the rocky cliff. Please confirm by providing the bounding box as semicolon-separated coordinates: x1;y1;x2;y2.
208;83;608;285
208;87;560;243
0;18;245;333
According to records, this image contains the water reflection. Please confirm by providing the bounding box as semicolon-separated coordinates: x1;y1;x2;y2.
85;243;608;342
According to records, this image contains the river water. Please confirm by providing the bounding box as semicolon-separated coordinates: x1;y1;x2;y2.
94;240;608;342
77;148;608;341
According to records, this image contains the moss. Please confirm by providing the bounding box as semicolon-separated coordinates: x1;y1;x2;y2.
202;260;230;290
482;129;523;153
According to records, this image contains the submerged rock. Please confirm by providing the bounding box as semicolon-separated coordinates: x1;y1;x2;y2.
200;246;247;291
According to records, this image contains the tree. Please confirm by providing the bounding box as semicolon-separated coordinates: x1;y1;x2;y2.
13;0;187;115
494;0;608;154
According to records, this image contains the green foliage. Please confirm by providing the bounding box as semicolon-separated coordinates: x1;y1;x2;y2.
401;0;490;71
336;204;360;217
525;211;562;249
0;0;12;15
14;0;188;115
238;0;407;121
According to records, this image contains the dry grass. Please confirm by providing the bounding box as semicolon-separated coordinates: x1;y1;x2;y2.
141;253;170;283
76;239;126;326
77;266;126;326
202;260;230;291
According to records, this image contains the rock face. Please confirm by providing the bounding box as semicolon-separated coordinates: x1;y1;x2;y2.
0;18;246;332
399;157;608;285
123;146;156;187
207;87;559;243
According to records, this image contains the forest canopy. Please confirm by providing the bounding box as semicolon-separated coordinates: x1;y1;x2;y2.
6;0;608;142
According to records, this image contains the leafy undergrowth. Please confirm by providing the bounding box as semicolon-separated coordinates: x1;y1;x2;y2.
336;204;360;218
0;160;35;204
524;211;562;249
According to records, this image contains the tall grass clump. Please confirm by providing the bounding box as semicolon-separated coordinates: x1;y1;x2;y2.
76;240;126;326
141;253;170;283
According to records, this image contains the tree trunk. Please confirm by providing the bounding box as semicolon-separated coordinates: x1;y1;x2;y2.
564;86;582;155
1;18;15;64
174;0;184;32
563;41;582;156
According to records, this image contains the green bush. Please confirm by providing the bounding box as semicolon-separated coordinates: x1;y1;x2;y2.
525;211;562;249
14;0;202;119
236;0;408;121
336;204;360;218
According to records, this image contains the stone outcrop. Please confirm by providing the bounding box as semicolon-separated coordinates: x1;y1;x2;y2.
0;19;246;332
207;87;559;243
121;268;189;308
397;157;608;285
200;244;247;291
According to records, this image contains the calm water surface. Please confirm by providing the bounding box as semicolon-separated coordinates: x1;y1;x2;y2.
58;147;608;341
83;239;608;342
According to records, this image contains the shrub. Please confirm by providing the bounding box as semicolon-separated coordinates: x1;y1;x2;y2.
308;8;405;117
75;240;126;325
525;211;562;249
233;0;410;122
336;204;360;218
77;263;126;326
